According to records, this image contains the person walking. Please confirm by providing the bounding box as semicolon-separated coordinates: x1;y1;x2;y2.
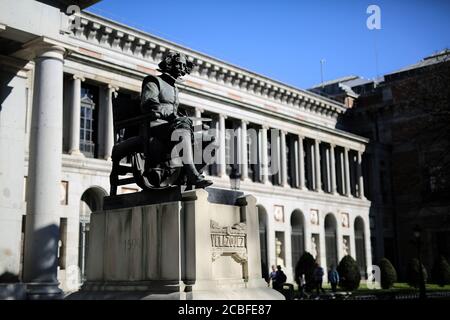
268;265;277;288
274;265;287;291
328;265;339;293
298;273;306;298
313;263;325;295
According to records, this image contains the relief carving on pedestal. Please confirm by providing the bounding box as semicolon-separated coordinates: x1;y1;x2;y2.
210;220;247;263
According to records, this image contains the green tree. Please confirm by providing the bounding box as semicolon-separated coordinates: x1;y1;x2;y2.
379;258;397;289
431;255;450;287
407;258;428;288
337;255;361;291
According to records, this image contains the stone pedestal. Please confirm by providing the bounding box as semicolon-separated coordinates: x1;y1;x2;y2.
68;188;283;300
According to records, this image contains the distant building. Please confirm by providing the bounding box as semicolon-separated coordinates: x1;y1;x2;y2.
311;50;450;277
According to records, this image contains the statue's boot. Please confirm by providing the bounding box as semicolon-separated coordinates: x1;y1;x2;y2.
184;162;213;188
177;129;213;188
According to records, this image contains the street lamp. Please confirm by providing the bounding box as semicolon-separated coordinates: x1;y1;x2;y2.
229;164;241;190
413;225;427;299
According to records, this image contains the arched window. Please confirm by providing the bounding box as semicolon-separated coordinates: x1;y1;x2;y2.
325;214;338;269
290;210;305;271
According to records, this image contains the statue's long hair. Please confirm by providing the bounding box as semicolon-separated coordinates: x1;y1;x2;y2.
158;51;194;76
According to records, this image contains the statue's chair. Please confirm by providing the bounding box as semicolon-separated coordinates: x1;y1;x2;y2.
109;95;167;195
109;95;218;196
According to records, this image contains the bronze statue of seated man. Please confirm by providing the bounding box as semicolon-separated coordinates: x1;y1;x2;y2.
140;51;213;188
109;51;214;194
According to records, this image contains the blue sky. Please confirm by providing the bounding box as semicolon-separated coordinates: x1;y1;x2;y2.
88;0;450;89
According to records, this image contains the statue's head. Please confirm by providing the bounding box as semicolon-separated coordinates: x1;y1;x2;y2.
158;51;194;79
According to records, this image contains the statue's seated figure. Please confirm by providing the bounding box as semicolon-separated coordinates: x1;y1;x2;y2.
109;52;215;195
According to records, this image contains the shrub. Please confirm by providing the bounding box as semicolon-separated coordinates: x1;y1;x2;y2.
406;258;427;288
337;255;361;291
294;252;316;291
0;272;19;283
431;255;450;287
379;258;397;289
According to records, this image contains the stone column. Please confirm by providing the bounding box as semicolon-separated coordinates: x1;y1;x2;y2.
314;139;322;192
364;216;373;276
280;130;288;187
23;43;66;299
330;144;337;194
104;84;118;160
68;74;84;155
194;107;203;126
339;149;345;195
261;126;269;184
218;114;227;177
357;150;365;199
325;147;331;192
344;147;351;196
241;120;248;180
298;135;305;190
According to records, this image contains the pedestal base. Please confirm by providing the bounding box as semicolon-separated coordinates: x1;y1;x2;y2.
68;188;284;300
0;283;27;300
26;282;63;300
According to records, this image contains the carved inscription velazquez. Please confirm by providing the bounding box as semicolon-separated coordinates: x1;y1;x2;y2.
210;220;247;262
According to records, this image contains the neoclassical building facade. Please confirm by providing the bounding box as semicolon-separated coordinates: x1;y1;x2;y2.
0;1;372;294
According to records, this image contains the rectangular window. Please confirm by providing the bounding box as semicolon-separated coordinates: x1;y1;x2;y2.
248;126;261;183
80;86;98;158
60;181;69;205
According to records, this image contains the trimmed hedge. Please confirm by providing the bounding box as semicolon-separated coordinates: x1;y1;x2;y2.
407;258;427;288
294;252;316;291
431;255;450;287
337;255;361;291
380;258;397;289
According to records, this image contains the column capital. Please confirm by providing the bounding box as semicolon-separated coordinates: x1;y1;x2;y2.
16;36;76;61
219;113;228;120
195;107;205;113
241;119;249;125
73;74;85;82
330;143;336;148
107;84;119;93
280;130;287;136
262;124;269;130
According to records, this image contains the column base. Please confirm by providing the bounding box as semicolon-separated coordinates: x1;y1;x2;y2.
241;177;253;184
26;282;63;300
69;149;84;157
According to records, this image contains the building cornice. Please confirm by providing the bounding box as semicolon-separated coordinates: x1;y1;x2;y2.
71;11;347;118
64;49;368;146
